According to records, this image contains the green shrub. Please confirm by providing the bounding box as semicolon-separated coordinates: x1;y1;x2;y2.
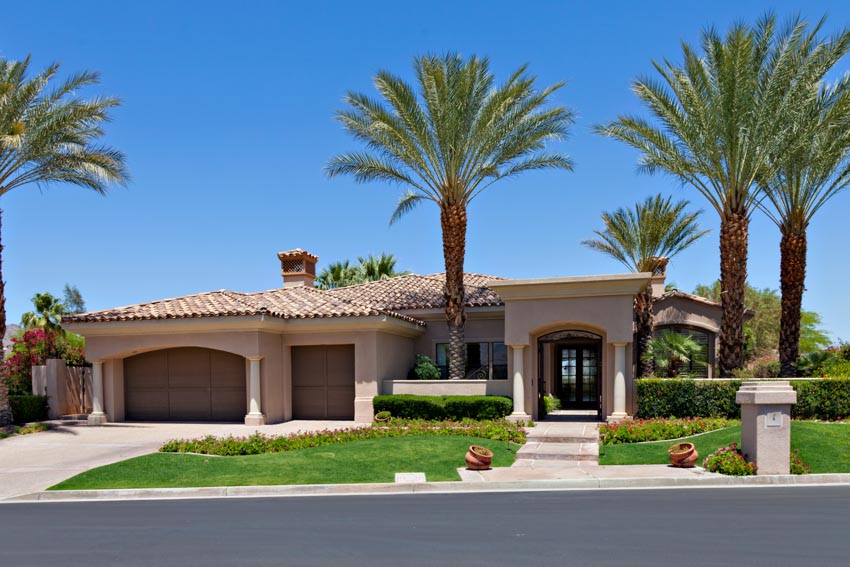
8;395;49;424
637;378;850;420
160;418;527;455
543;394;561;415
702;442;757;476
598;417;735;445
790;449;811;475
408;355;441;380
823;359;850;378
372;394;512;420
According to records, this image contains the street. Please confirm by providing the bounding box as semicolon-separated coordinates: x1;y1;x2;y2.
1;486;847;566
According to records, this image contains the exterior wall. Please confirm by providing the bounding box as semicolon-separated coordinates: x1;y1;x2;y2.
382;379;511;396
654;296;722;378
413;315;505;360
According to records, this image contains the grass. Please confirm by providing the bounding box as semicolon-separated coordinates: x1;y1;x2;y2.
50;435;518;490
599;422;850;473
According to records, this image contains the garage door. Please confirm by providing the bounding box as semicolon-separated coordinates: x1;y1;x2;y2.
292;345;355;420
124;348;246;421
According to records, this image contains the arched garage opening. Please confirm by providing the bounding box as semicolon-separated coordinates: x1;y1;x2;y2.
124;347;246;421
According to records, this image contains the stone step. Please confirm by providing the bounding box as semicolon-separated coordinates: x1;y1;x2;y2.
515;442;599;462
526;433;598;444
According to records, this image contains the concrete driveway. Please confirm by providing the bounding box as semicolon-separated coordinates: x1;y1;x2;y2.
0;420;361;500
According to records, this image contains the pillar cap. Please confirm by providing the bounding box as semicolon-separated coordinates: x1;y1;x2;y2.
736;381;797;405
246;355;264;361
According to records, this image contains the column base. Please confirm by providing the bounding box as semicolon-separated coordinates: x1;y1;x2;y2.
507;412;531;423
87;412;108;425
244;413;266;426
606;413;631;423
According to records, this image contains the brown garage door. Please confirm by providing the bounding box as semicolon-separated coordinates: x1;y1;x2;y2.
292;345;355;420
124;348;246;421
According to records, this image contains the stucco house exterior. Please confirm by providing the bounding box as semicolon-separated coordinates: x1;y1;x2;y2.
64;249;732;425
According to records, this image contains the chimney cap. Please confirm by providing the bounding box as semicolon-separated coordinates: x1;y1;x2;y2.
277;248;319;263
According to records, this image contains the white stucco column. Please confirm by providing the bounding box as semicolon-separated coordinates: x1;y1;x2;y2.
610;342;629;421
245;356;266;426
87;361;107;425
509;345;530;421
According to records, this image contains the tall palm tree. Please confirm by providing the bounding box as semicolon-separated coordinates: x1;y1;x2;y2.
21;292;68;335
327;54;574;379
315;253;408;290
759;76;850;376
595;15;848;376
315;260;360;290
0;56;128;426
357;252;408;282
582;195;708;377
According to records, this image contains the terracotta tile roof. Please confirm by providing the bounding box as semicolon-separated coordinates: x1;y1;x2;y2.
63;286;424;325
325;272;506;311
63;272;505;325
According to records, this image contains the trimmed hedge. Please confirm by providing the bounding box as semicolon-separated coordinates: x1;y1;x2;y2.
9;395;49;424
372;395;512;420
637;378;850;420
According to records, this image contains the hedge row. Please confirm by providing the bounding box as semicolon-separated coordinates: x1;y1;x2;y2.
372;395;512;420
637;378;850;420
9;395;49;424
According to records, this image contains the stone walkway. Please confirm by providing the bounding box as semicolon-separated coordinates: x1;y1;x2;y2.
460;410;713;483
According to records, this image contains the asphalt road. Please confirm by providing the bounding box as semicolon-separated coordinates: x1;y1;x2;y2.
1;486;848;566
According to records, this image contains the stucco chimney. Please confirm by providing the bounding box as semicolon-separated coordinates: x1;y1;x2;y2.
649;256;669;298
278;249;318;288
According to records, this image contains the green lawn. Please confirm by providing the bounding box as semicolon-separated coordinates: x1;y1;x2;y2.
599;422;850;473
50;435;519;490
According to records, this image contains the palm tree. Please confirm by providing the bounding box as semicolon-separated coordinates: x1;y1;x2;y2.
595;15;848;376
0;56;128;426
315;253;408;290
21;292;68;335
644;329;707;378
759;78;850;376
327;54;574;379
582;195;708;377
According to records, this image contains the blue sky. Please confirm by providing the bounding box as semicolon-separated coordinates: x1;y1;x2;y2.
3;1;850;340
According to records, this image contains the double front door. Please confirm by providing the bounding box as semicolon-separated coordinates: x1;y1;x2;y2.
555;343;600;409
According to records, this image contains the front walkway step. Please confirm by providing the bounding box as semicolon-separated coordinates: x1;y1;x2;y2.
515;442;599;462
525;432;597;444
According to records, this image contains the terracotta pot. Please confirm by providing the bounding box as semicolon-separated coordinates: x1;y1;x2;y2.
465;445;494;470
668;442;698;468
374;411;391;423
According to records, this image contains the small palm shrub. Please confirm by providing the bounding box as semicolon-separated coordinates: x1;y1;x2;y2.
543;394;561;415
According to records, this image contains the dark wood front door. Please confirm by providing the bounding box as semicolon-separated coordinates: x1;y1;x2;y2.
555;343;600;409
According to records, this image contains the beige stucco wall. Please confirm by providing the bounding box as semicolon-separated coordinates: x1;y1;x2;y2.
413;315;505;359
654;296;722;333
382;379;511;396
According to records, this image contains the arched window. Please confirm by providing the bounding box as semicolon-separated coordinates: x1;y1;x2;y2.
652;325;711;378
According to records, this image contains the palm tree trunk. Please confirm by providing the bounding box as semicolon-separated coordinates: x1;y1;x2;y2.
634;288;654;377
441;204;467;380
718;210;748;377
0;209;13;427
779;228;806;377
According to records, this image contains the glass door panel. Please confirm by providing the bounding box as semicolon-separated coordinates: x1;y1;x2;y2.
559;348;577;402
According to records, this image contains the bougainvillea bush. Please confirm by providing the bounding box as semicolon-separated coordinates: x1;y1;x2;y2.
702;443;758;476
4;330;87;395
598;417;734;445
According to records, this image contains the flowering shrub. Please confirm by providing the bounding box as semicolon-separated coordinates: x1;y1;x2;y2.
4;330;87;395
702;443;757;476
790;449;811;475
598;417;734;445
159;418;527;456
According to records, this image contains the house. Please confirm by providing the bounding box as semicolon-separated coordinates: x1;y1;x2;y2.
64;249;730;425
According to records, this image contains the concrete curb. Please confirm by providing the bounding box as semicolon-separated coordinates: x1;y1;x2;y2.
7;473;850;503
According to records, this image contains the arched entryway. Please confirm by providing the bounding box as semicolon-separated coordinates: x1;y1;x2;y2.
123;347;246;421
537;330;603;419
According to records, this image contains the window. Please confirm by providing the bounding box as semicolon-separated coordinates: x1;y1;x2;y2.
653;326;710;378
435;342;508;380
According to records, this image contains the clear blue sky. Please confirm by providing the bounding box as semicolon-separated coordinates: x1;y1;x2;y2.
3;1;850;341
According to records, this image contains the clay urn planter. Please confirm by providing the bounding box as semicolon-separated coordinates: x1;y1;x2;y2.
374;411;391;424
668;442;699;468
465;445;494;470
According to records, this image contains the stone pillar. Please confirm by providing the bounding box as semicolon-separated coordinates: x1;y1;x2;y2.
245;356;266;426
509;345;530;421
609;342;629;421
88;361;108;425
736;381;797;475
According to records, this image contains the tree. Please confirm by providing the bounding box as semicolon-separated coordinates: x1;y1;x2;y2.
315;253;408;290
595;15;846;376
758;74;850;376
643;329;707;378
62;284;86;314
20;292;67;335
693;280;830;360
0;56;127;427
327;54;574;379
581;195;708;377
